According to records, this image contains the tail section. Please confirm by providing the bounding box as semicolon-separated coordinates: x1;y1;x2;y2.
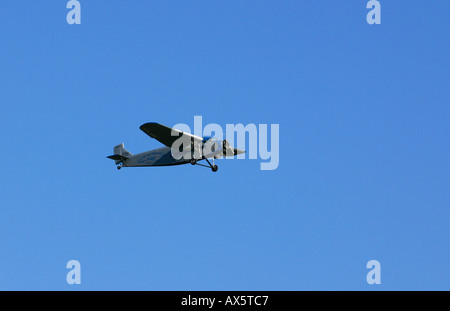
114;143;133;158
107;143;133;165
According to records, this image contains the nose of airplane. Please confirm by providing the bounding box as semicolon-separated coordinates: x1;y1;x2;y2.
233;148;246;155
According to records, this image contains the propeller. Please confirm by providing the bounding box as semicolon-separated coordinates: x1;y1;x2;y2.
222;139;230;157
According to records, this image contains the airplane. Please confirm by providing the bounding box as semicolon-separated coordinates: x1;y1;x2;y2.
107;122;245;172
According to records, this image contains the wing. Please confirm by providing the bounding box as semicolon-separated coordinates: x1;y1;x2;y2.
139;122;203;147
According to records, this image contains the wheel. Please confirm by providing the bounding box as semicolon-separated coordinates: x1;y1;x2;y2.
190;159;197;165
211;165;218;172
117;166;122;170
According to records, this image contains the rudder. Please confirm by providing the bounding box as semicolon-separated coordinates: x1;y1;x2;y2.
108;143;133;165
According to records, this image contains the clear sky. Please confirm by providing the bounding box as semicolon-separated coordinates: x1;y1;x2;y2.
0;1;448;290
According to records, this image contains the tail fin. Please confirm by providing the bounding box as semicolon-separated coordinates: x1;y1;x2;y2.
107;143;133;164
114;143;133;157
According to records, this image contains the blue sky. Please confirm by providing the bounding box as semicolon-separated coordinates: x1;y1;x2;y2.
0;1;448;290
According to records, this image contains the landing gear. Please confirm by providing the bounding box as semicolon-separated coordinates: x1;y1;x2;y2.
190;158;197;165
205;158;218;173
190;157;218;172
117;165;122;170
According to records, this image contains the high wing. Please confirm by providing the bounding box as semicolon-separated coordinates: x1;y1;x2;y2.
139;122;203;147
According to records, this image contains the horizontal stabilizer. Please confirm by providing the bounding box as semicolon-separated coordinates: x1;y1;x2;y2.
107;154;129;161
107;143;133;165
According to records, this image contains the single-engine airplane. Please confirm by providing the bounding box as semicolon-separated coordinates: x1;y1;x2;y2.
107;122;245;172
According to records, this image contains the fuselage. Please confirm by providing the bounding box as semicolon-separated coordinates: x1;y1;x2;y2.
122;146;191;167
